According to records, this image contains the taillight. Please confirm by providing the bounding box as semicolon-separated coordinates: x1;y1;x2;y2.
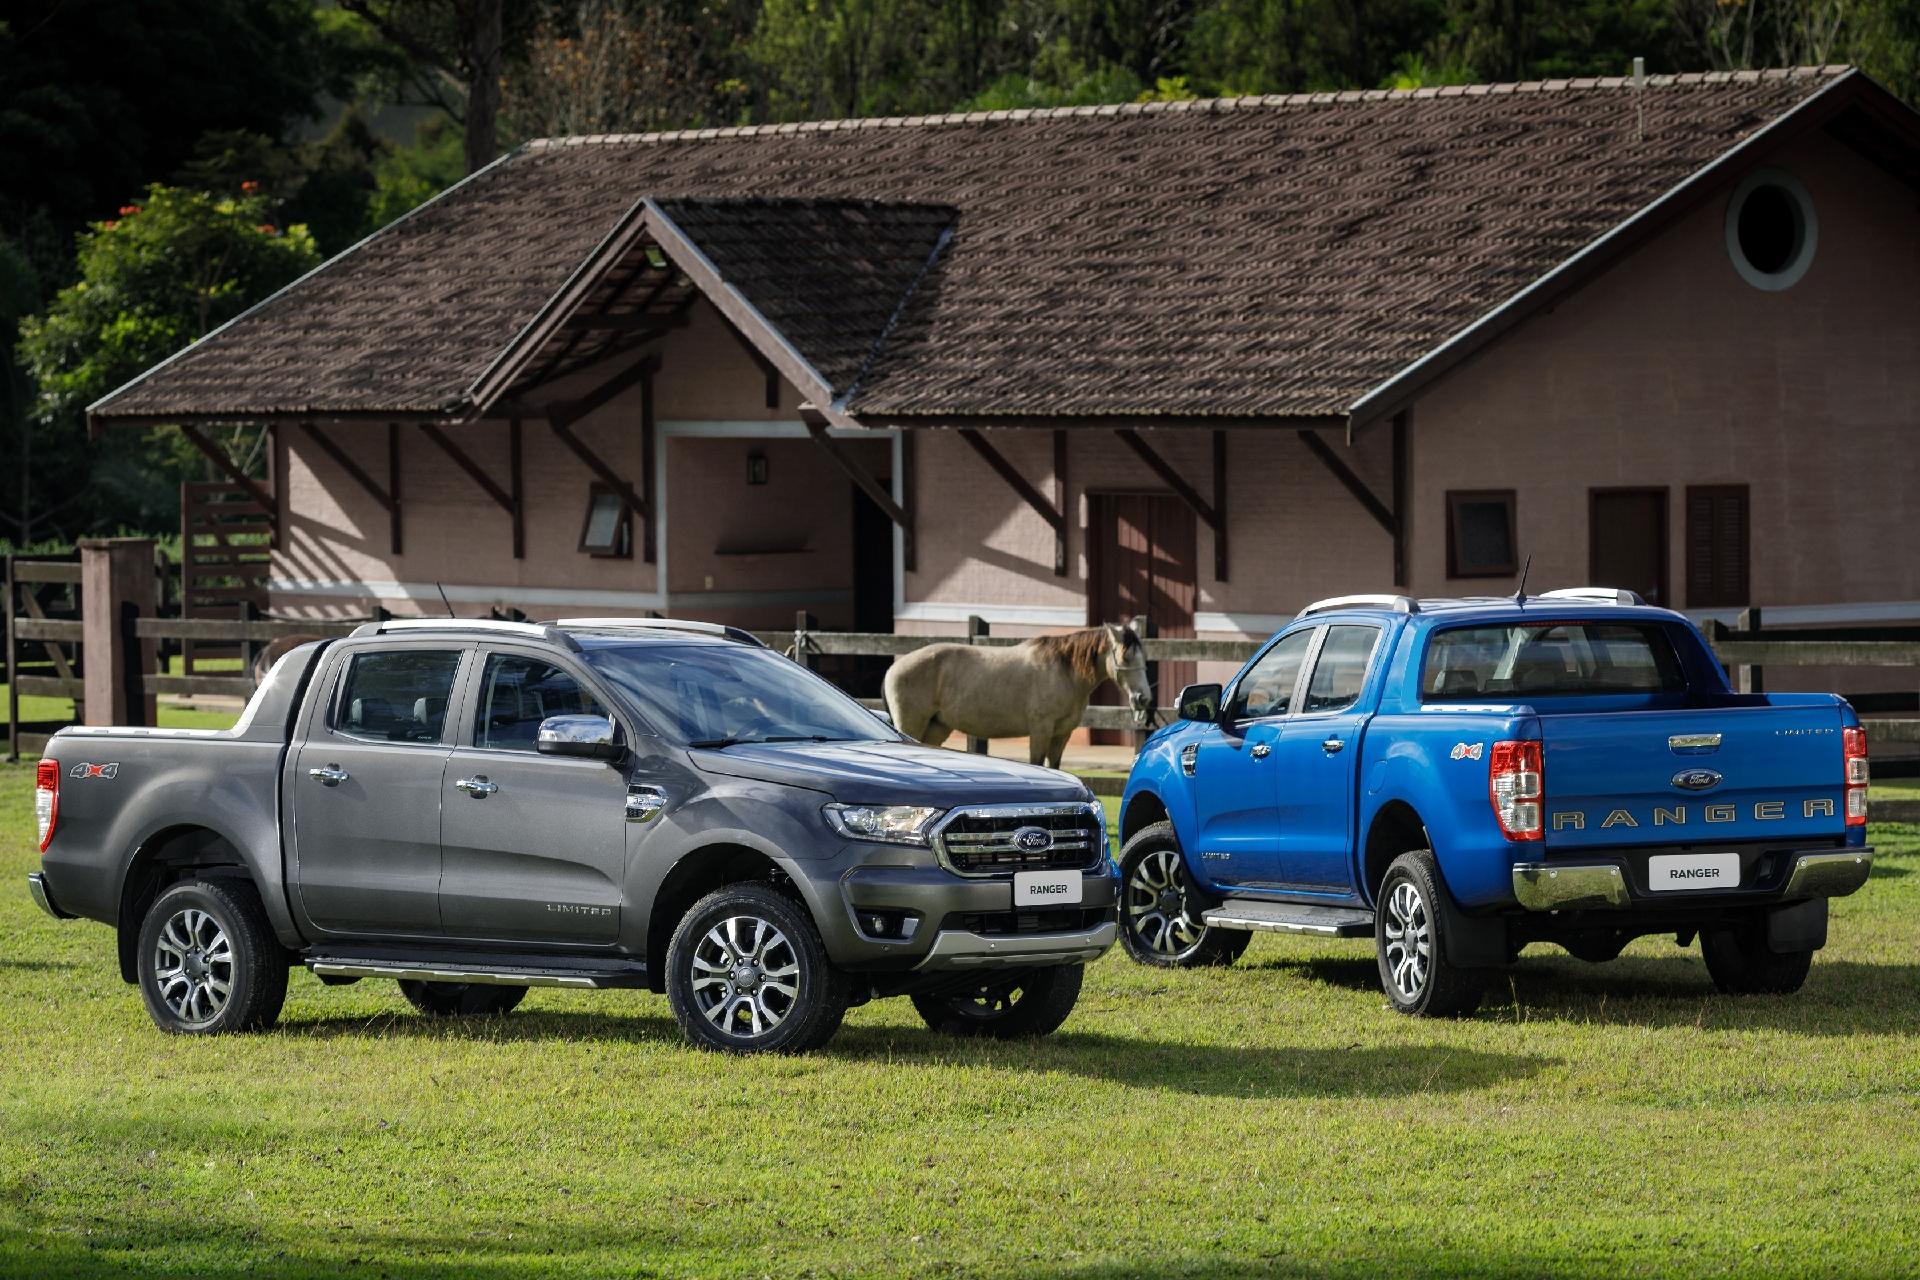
1489;740;1544;841
1844;726;1869;827
35;758;59;853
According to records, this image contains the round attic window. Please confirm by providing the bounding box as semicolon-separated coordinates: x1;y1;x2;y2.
1725;169;1816;291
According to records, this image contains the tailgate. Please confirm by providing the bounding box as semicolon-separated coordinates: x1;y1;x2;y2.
1541;703;1847;850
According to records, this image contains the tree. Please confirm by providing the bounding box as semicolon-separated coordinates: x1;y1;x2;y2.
0;236;42;544
503;0;708;138
14;189;320;539
337;0;549;174
0;0;345;275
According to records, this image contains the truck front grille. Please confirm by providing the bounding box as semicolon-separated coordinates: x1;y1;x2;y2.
931;802;1106;877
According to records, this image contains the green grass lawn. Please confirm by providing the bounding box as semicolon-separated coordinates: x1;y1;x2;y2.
1;764;1916;1278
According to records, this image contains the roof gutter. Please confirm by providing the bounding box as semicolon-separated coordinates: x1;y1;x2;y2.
85;146;528;437
1343;68;1867;441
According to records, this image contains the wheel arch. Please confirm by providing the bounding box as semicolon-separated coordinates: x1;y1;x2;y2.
1120;790;1169;844
117;825;253;984
1361;800;1431;907
645;843;800;993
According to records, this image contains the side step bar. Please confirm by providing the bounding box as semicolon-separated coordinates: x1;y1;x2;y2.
1201;901;1375;938
306;957;646;990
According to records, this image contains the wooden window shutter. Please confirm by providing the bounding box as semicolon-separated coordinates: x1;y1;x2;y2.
1686;486;1749;608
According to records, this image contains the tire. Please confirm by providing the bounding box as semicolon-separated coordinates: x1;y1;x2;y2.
665;883;850;1053
1702;917;1814;995
136;878;289;1035
1117;821;1251;968
398;980;528;1017
911;965;1084;1039
1375;850;1484;1018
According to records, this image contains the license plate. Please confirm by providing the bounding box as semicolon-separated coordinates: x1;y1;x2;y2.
1647;853;1741;891
1013;870;1082;906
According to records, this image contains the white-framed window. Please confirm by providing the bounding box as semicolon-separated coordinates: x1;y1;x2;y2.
1725;168;1817;292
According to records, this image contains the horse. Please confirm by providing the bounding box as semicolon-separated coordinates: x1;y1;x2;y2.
250;634;328;686
882;623;1153;768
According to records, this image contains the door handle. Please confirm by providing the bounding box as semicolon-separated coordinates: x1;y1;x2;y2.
308;766;348;786
1322;737;1345;754
454;776;498;798
1249;742;1271;759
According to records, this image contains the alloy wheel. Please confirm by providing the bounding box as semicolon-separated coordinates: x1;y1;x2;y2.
1126;847;1205;957
1382;880;1431;1001
690;915;801;1038
151;908;234;1026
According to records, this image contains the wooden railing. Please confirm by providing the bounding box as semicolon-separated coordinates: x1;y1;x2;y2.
9;597;1920;758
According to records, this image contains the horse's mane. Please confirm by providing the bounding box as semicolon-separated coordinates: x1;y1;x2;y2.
1028;628;1112;684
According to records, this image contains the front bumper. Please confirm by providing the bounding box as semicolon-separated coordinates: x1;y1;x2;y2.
914;921;1118;970
828;862;1119;968
26;872;73;920
1513;848;1873;912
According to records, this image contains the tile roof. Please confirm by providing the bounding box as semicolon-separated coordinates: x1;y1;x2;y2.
91;67;1851;425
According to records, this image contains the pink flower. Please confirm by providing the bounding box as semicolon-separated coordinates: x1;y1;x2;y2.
241;180;260;193
118;204;141;215
257;223;277;234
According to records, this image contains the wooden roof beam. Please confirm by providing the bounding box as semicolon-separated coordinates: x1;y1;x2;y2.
958;427;1067;577
178;424;277;536
803;414;913;570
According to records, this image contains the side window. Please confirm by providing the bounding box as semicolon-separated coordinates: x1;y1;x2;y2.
333;650;461;744
1226;629;1314;721
1301;625;1381;714
476;653;608;752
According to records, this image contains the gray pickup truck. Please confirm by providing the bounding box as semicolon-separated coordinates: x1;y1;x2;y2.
26;618;1118;1052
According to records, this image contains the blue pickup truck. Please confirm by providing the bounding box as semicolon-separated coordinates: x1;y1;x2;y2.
1117;589;1874;1016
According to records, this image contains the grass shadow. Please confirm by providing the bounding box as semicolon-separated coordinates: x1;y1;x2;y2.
275;1008;684;1044
272;1004;1552;1099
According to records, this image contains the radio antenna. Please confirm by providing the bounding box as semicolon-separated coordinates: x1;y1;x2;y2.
434;583;455;618
1514;555;1533;606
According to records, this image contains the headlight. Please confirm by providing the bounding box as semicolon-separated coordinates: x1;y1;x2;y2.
823;803;943;846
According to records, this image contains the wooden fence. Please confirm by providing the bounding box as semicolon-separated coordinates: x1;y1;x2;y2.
8;595;1920;761
4;556;84;759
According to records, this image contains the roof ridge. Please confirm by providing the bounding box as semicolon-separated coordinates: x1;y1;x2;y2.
523;65;1851;150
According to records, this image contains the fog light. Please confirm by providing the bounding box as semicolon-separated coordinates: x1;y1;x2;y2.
857;910;918;941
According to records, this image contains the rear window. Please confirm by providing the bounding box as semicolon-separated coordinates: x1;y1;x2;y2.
1421;622;1686;700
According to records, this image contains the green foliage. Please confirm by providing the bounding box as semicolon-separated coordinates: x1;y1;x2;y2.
368;118;470;231
13;189;319;537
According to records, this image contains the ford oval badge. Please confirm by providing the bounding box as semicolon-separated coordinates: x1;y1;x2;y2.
1671;768;1723;792
1012;825;1054;853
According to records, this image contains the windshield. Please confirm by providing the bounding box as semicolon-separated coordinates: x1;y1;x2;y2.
1421;622;1686;700
584;643;896;746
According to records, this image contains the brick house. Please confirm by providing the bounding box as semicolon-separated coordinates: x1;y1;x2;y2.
88;67;1919;699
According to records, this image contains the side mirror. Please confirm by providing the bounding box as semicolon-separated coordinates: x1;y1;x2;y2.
1176;683;1223;723
869;706;895;728
537;714;623;761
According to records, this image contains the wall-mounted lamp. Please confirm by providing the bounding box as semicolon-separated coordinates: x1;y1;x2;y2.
746;451;769;486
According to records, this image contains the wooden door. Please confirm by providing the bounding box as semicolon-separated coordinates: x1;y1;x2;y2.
1088;493;1197;744
1589;488;1670;607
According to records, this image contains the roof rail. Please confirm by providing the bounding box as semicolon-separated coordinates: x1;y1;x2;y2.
348;618;580;649
554;617;768;646
1296;594;1420;619
1536;587;1647;606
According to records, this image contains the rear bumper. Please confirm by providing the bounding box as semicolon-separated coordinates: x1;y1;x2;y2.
914;921;1118;970
1513;848;1873;912
26;872;74;921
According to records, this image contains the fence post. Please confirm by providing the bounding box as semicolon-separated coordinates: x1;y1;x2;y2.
80;538;158;728
4;554;16;761
793;610;816;671
965;615;989;754
1735;606;1764;694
